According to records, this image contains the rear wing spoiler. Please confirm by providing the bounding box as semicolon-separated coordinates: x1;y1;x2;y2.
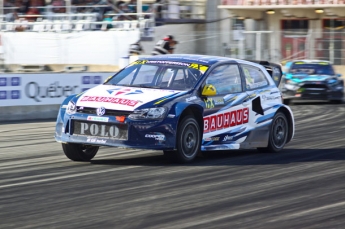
245;60;283;87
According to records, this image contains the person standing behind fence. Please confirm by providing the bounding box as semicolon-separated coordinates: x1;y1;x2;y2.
129;40;144;55
151;35;178;55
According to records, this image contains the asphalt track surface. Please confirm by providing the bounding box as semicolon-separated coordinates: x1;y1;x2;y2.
0;103;344;229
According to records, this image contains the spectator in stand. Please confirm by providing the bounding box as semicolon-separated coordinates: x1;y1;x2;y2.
152;0;164;26
115;1;130;21
151;35;178;55
14;0;30;15
51;0;66;13
30;0;45;14
101;13;113;30
127;0;137;19
25;7;40;22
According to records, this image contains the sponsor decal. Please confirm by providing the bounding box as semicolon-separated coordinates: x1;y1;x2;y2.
204;137;220;141
145;133;165;141
107;88;143;96
186;96;197;102
86;138;107;144
262;95;280;101
146;60;190;67
204;98;215;109
203;108;249;133
223;135;234;141
76;122;125;139
80;96;139;107
214;98;224;105
131;60;209;74
87;116;109;122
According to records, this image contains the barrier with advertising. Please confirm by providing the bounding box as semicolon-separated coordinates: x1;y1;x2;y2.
0;72;112;107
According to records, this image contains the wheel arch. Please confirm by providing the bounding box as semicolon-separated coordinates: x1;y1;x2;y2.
276;106;294;144
177;105;204;135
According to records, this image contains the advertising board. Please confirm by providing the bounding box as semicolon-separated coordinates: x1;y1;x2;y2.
0;73;112;106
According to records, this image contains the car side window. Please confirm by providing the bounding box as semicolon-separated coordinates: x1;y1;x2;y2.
241;64;269;90
205;64;242;95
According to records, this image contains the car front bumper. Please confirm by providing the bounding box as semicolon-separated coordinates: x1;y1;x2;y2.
55;112;178;150
282;83;344;101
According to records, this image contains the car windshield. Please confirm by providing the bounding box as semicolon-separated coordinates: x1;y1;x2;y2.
289;62;335;75
105;60;209;91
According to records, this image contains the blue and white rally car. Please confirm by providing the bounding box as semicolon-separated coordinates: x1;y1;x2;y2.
55;54;295;163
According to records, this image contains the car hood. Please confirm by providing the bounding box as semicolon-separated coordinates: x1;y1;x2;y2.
76;85;185;111
288;74;333;83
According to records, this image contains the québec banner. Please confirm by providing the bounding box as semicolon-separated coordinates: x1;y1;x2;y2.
0;73;112;106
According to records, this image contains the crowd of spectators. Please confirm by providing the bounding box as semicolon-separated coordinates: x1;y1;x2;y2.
3;0;165;23
2;0;198;33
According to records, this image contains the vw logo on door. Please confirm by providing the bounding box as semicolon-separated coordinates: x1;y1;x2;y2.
96;107;106;116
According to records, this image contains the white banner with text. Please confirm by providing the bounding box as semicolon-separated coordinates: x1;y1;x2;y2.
0;73;112;106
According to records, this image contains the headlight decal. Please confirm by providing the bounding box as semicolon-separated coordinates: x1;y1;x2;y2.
129;107;167;120
66;101;77;115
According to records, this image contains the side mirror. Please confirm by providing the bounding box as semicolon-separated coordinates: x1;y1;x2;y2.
337;73;342;77
201;84;217;96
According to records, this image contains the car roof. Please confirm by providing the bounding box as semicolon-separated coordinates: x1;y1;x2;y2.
142;54;255;66
291;59;332;64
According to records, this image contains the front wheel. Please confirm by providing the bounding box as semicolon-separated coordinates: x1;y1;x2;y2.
257;112;288;153
62;143;99;161
167;116;201;163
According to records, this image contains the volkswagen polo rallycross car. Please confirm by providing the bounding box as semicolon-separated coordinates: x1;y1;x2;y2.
282;60;344;104
55;54;295;163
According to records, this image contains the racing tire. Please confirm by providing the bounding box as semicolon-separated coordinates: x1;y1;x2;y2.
283;99;292;105
257;112;288;153
62;143;99;161
166;115;201;163
330;99;344;104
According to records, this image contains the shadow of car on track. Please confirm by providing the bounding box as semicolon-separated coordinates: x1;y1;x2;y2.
89;148;345;166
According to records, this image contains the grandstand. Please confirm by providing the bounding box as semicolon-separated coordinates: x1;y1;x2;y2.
0;0;345;73
0;0;208;73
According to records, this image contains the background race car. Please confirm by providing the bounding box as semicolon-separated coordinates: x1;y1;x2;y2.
281;60;344;104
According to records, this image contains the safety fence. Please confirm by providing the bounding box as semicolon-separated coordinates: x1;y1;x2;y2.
1;28;345;73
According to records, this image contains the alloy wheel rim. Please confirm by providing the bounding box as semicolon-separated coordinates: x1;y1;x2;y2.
272;117;287;148
182;124;197;157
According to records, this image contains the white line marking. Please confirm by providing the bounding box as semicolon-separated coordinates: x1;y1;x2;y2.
0;165;140;189
269;201;345;222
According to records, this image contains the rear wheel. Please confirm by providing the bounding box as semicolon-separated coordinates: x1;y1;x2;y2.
165;115;201;163
257;112;288;153
62;143;99;161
